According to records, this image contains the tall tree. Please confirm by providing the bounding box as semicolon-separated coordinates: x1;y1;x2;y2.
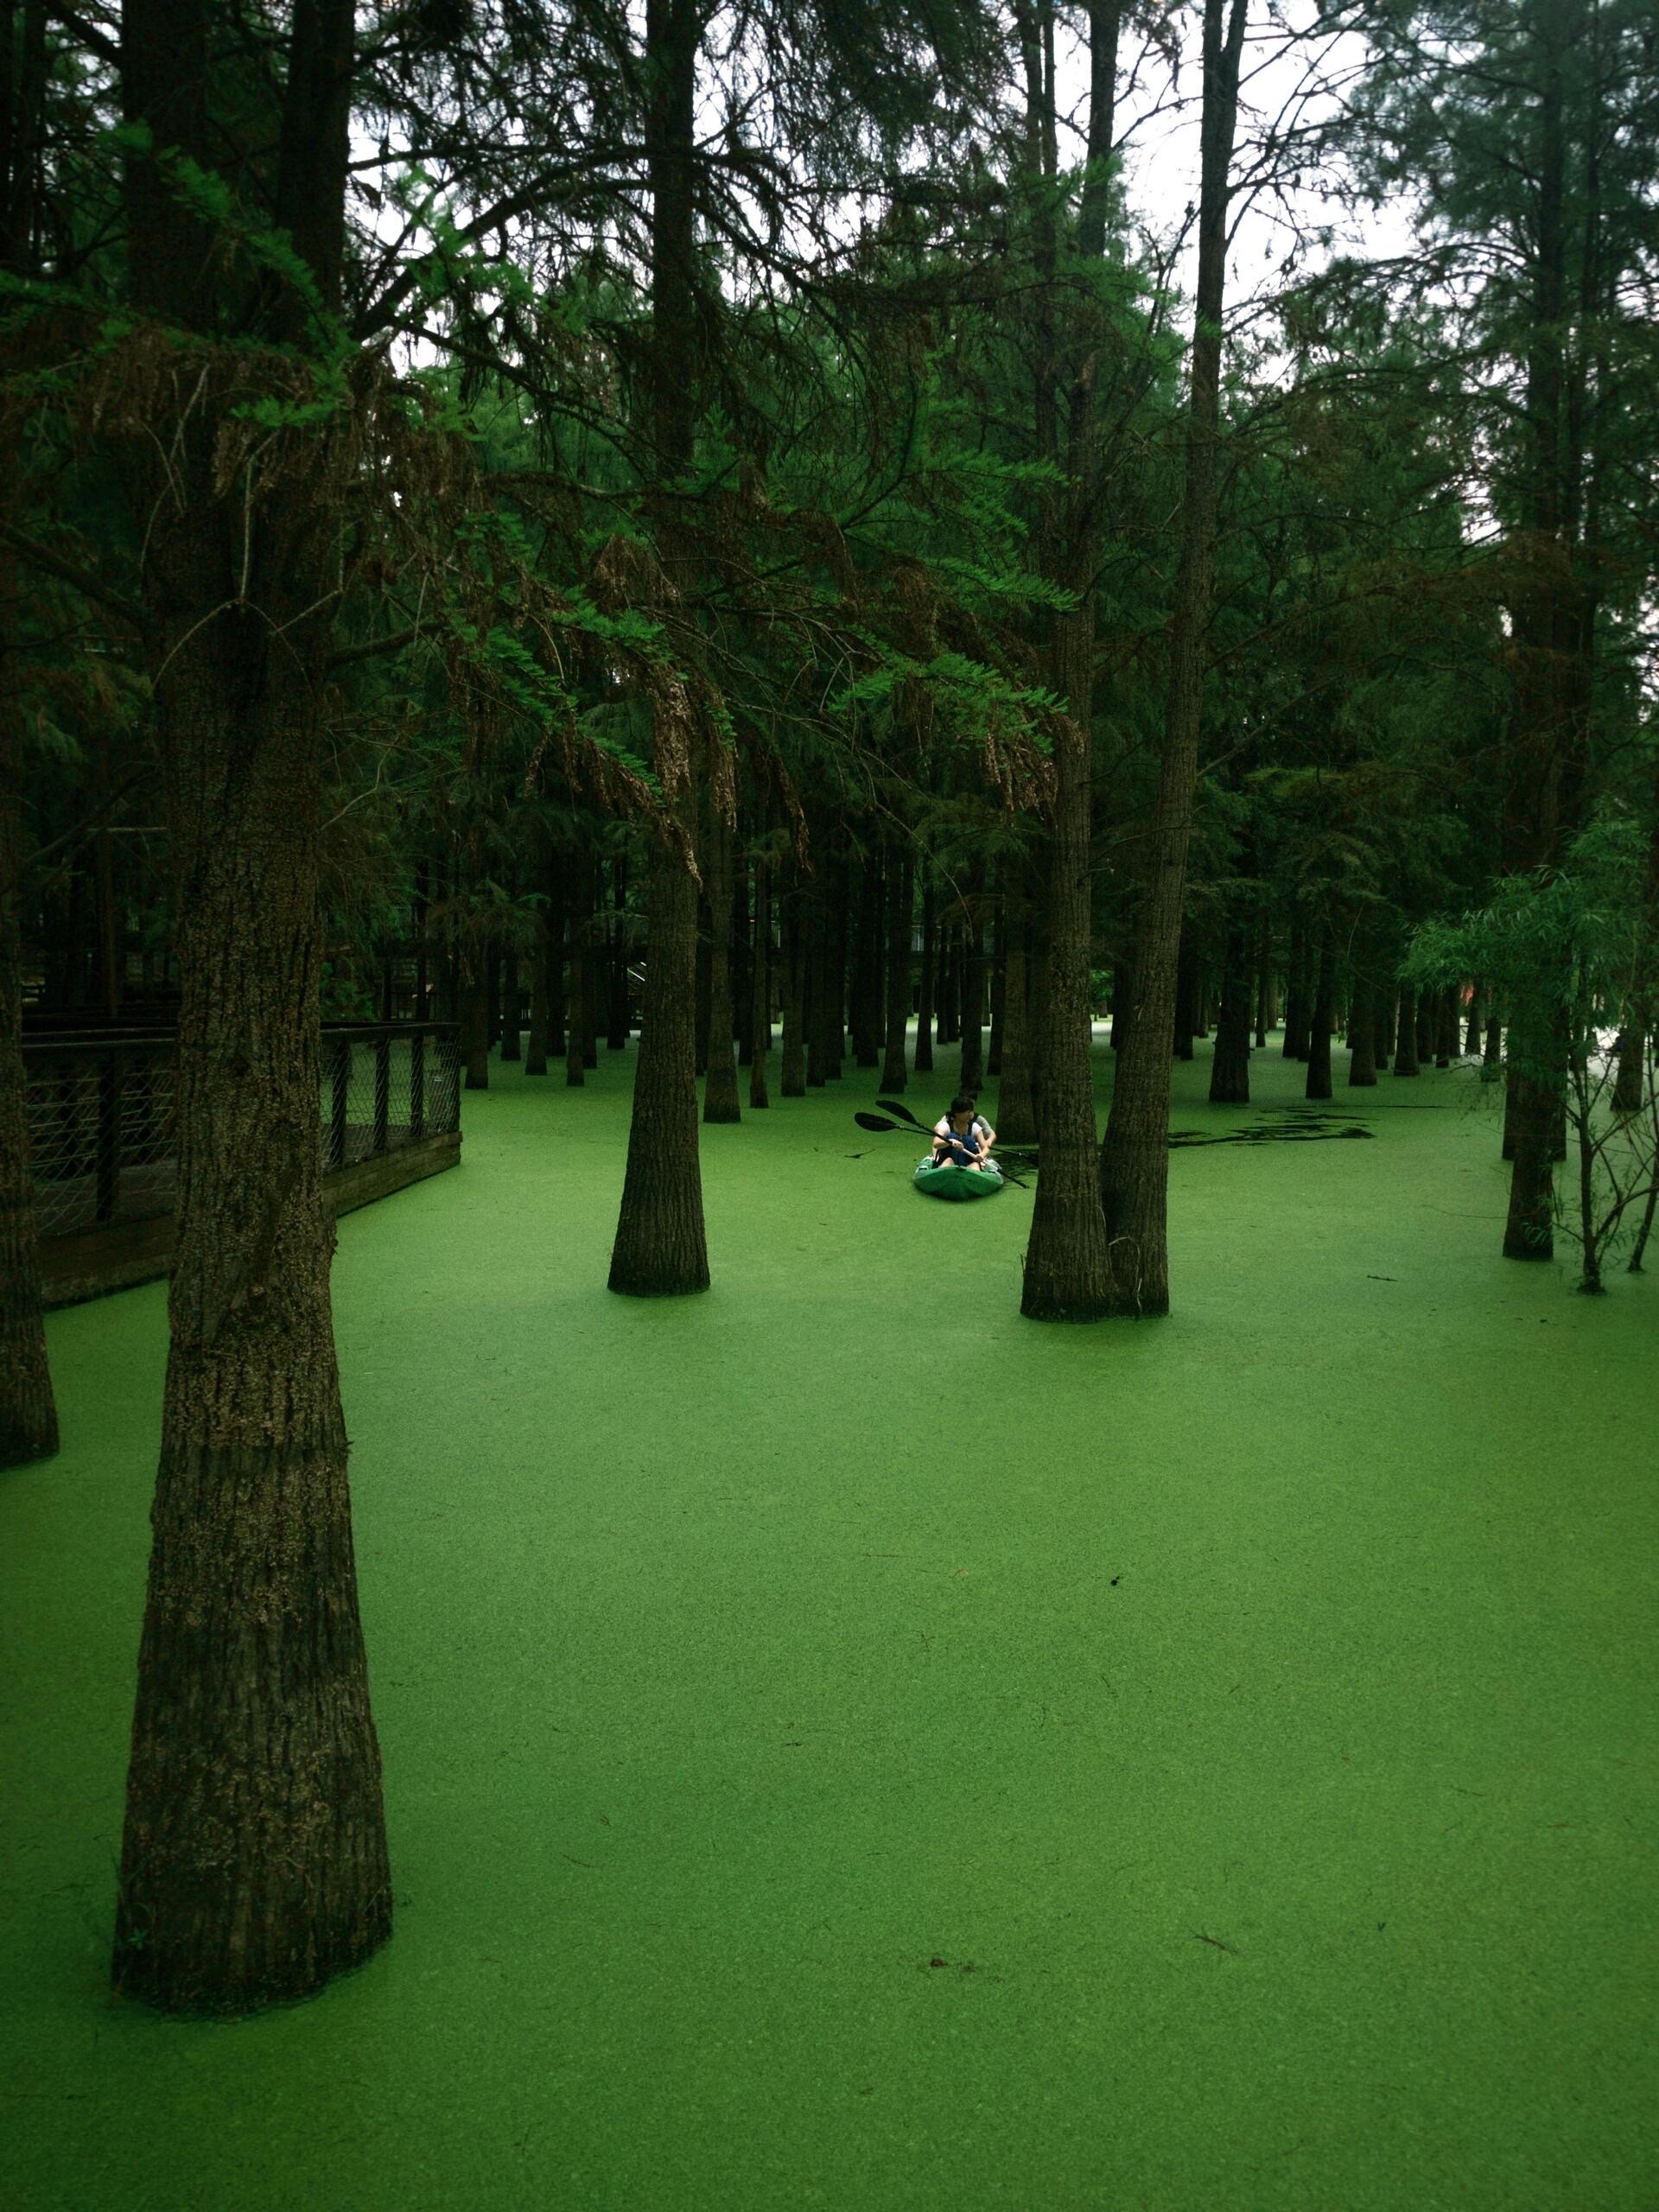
1098;0;1249;1316
110;0;391;2011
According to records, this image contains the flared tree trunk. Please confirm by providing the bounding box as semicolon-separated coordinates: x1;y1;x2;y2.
1347;976;1377;1086
113;628;391;2013
608;693;708;1294
1393;987;1421;1077
609;0;708;1290
112;0;395;2015
1503;1065;1557;1260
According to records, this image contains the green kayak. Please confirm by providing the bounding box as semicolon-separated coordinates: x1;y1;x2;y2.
913;1156;1005;1201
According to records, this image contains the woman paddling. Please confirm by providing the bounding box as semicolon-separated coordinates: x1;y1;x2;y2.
931;1094;997;1173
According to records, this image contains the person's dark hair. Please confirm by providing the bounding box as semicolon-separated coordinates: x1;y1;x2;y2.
949;1093;976;1116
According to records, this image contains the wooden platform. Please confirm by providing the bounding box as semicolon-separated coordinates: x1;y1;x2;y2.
39;1129;461;1308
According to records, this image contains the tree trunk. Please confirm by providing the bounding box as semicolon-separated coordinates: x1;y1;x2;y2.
780;889;805;1096
461;941;490;1089
609;0;708;1288
1172;938;1198;1060
1502;1067;1556;1260
114;638;392;2016
1305;942;1334;1100
112;0;391;2001
880;844;913;1093
1347;975;1377;1087
701;790;741;1123
563;854;587;1089
524;917;550;1075
749;853;771;1109
1281;923;1306;1058
607;855;630;1049
1612;1028;1645;1116
608;699;708;1294
1017;0;1121;1321
1414;988;1436;1065
849;855;882;1068
1096;0;1248;1319
1392;987;1420;1077
1208;929;1252;1104
499;950;520;1060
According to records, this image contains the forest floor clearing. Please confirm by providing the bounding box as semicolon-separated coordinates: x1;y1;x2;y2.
4;1035;1655;2211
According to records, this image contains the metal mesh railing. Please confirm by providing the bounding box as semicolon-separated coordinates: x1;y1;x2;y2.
317;1025;461;1171
24;1024;460;1242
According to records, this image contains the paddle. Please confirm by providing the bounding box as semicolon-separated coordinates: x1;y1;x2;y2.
853;1109;1033;1187
874;1096;1039;1159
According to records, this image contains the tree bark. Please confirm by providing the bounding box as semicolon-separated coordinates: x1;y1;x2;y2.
499;950;520;1060
608;702;708;1294
1208;926;1252;1103
607;855;630;1049
524;915;550;1075
1096;0;1247;1319
701;788;741;1123
749;852;771;1109
1347;974;1377;1087
1018;0;1120;1321
1305;941;1334;1100
780;886;805;1096
609;0;708;1289
111;0;391;2014
1392;986;1420;1077
879;844;913;1093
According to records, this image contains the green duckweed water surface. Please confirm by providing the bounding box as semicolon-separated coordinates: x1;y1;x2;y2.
3;1039;1654;2211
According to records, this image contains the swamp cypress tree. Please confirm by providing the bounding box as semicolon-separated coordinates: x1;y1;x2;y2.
1097;0;1249;1319
111;0;390;2013
608;0;709;1294
1019;0;1120;1321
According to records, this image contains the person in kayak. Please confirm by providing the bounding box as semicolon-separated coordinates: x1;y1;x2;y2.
932;1095;997;1172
